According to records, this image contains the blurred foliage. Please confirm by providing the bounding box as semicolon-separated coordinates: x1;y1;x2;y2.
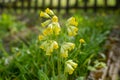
0;13;26;39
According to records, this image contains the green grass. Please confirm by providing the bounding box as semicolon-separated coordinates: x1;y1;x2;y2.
0;10;119;80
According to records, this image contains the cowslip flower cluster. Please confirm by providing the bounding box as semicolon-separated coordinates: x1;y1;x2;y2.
40;40;58;55
66;17;78;36
40;8;61;36
39;8;60;55
39;8;79;75
65;60;78;75
60;42;75;58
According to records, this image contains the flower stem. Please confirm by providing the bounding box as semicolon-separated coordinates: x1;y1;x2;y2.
51;56;55;79
72;43;81;59
57;53;61;80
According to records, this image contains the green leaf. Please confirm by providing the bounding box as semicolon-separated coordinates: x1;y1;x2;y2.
38;70;49;80
87;66;96;71
76;76;85;80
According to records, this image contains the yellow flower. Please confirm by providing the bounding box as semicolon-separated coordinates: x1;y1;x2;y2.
65;63;74;75
46;40;59;55
41;20;51;27
60;48;68;58
67;17;78;26
52;22;61;35
40;11;50;18
43;22;61;36
66;60;78;68
67;26;78;36
41;14;60;36
47;24;54;33
67;17;75;22
79;39;85;44
45;8;54;15
40;41;48;51
65;60;78;75
46;45;53;54
40;40;59;56
65;42;75;51
46;45;53;56
52;41;59;49
60;42;75;58
72;21;78;26
52;16;58;22
43;24;53;35
38;35;44;41
43;29;48;36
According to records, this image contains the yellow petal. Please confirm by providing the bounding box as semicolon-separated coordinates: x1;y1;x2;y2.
53;22;61;35
38;35;44;41
79;39;85;44
43;25;53;35
61;50;68;58
67;17;78;26
41;20;51;27
45;8;54;15
53;41;59;49
40;11;50;18
67;60;78;68
52;16;58;22
65;64;74;75
40;41;48;51
67;26;78;36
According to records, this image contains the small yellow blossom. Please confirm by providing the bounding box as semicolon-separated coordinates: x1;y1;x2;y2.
67;17;75;22
65;42;75;51
40;41;48;51
54;27;61;35
46;46;53;56
65;60;78;75
72;21;78;26
46;45;53;53
41;20;51;27
47;24;54;33
65;64;74;75
67;17;78;26
45;40;59;55
52;16;58;22
66;60;78;68
43;29;48;36
79;39;85;44
52;22;61;35
45;8;54;15
60;48;68;58
43;22;61;36
38;35;44;41
60;42;75;58
40;40;59;56
53;41;59;49
67;26;78;36
43;25;53;35
66;17;78;36
40;11;50;18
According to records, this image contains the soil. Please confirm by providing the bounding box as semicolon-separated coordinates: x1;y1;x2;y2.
88;27;120;80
